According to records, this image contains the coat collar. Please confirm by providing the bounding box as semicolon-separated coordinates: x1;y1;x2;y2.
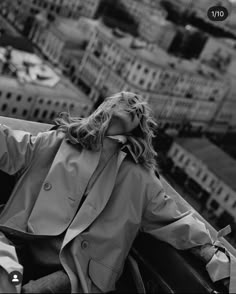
106;135;138;164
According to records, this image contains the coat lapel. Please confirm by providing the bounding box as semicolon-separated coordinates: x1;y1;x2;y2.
62;150;127;248
27;140;101;235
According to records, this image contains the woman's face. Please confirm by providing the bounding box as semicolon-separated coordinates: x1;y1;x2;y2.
106;108;141;136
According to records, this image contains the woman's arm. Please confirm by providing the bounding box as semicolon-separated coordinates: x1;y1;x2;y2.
141;181;234;292
0;124;45;175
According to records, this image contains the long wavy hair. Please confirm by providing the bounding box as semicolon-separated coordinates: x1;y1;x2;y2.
54;91;158;171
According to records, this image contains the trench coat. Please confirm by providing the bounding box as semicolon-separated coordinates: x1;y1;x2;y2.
0;124;214;293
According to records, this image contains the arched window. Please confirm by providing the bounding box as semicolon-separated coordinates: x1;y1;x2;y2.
16;95;22;102
42;110;48;118
50;111;56;120
6;92;12;99
22;109;28;116
34;108;39;117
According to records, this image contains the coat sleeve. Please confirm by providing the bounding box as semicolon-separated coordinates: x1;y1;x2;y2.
141;184;213;249
0;124;45;175
141;180;234;292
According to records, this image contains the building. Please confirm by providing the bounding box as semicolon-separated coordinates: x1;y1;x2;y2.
29;16;96;70
119;0;167;23
2;0;101;20
0;46;92;123
199;37;236;134
1;0;83;21
69;21;229;135
200;37;236;74
167;138;236;229
138;13;177;50
0;0;102;42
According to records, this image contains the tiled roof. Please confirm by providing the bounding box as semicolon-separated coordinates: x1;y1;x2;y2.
176;137;236;190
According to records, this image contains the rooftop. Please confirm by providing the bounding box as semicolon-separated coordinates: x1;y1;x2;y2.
97;22;223;80
0;35;35;53
0;74;89;103
0;47;90;103
176;138;236;191
0;46;60;87
46;17;97;46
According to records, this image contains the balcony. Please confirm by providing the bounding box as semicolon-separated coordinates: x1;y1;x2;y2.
0;115;234;293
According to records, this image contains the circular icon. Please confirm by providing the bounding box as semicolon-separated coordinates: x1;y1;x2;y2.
8;271;23;285
207;6;228;21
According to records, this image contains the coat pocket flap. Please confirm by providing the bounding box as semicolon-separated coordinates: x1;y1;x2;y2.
88;259;118;292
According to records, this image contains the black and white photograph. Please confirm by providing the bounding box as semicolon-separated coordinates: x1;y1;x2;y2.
0;0;236;293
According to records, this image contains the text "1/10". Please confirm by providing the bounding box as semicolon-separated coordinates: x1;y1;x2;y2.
207;6;228;21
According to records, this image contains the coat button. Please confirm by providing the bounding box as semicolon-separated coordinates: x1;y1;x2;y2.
81;240;89;250
43;182;52;191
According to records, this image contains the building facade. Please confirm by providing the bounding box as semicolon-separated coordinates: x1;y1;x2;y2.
0;46;92;123
167;139;236;230
28;16;96;69
68;22;230;134
138;13;177;50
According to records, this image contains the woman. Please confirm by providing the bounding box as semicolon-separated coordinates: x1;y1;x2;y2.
0;91;233;293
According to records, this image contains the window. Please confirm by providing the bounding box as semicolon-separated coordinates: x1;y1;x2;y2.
185;158;190;165
1;103;7;111
39;99;43;104
42;110;48;119
210;179;215;187
210;200;219;210
6;92;12;99
172;148;179;157
232;201;236;209
27;97;32;102
47;100;52;105
33;109;39;117
16;95;22;102
217;187;223;195
22;109;28;116
202;174;208;182
50;111;56;120
143;75;151;87
139;79;145;86
179;154;184;162
12;107;17;114
196;168;202;177
0;91;2;96
224;194;230;202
